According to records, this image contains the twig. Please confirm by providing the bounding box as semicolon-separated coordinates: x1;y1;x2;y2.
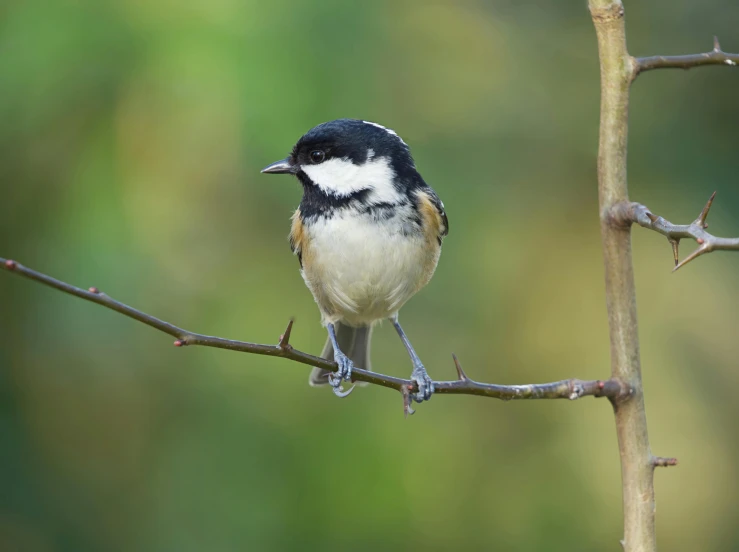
610;193;739;271
0;257;625;411
651;456;678;468
635;36;739;75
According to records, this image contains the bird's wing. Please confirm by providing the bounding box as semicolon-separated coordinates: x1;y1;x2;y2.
289;209;305;267
415;188;449;244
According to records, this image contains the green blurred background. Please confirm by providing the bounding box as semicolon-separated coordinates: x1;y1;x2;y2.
1;0;739;550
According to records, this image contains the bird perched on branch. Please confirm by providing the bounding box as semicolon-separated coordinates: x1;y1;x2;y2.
262;119;448;403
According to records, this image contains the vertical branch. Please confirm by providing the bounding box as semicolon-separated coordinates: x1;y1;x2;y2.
588;1;656;551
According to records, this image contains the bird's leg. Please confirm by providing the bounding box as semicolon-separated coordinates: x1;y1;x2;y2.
391;316;434;402
326;322;355;398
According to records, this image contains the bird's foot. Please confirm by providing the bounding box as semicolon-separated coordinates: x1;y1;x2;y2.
410;363;434;403
327;351;355;398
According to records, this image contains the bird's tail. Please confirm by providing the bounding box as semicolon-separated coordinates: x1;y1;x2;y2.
309;322;372;386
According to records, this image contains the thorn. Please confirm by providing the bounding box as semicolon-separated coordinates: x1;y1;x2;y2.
713;36;721;52
278;318;294;349
668;238;680;267
452;353;469;381
401;385;415;417
652;456;678;467
646;211;659;223
695;191;716;228
673;244;709;272
88;287;100;294
174;340;184;347
4;259;17;270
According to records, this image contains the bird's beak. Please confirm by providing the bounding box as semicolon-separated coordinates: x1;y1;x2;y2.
261;158;296;175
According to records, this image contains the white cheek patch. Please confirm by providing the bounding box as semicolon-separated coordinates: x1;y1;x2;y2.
302;156;402;203
362;121;408;146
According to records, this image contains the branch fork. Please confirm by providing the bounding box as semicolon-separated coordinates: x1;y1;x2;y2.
611;192;739;271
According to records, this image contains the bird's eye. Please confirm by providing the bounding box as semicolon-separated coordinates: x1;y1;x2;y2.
310;150;325;164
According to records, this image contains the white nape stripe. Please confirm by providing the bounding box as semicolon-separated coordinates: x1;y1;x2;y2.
362;121;408;146
302;156;402;204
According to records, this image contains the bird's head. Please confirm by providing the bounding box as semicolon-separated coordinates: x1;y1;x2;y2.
261;119;418;202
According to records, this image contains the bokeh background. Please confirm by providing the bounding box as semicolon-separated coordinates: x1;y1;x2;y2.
1;0;739;550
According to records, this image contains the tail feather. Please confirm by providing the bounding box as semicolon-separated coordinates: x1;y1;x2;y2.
309;323;372;386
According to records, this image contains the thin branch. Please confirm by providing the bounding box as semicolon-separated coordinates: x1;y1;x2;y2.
635;36;739;75
0;257;625;412
610;193;739;271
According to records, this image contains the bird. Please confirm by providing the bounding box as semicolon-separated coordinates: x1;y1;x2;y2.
261;119;448;403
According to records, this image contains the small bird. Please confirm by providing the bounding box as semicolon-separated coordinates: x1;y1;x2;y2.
261;119;448;403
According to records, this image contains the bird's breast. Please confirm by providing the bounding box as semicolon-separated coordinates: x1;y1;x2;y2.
299;206;440;325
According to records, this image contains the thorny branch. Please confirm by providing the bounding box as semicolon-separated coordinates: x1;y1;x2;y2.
0;257;624;416
610;192;739;271
588;0;738;548
635;36;739;75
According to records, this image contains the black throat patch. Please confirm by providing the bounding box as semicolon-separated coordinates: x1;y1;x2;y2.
296;170;373;220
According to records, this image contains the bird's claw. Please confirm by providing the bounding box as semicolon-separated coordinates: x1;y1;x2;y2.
330;382;355;398
410;364;434;403
328;352;355;398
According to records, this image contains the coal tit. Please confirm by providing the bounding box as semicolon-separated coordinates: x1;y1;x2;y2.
262;119;448;403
